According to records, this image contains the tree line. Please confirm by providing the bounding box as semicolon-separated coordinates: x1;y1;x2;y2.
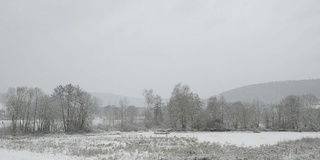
3;84;98;134
98;83;320;132
3;83;320;134
138;83;320;131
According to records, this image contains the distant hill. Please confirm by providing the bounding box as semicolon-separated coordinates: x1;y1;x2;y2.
90;92;145;107
218;79;320;104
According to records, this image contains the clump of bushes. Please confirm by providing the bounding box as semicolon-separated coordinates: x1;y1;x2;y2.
0;126;12;135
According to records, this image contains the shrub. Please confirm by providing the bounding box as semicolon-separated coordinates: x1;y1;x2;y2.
0;126;12;135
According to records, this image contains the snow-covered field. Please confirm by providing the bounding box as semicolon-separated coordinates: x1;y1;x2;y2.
128;131;320;147
0;149;82;160
1;131;320;159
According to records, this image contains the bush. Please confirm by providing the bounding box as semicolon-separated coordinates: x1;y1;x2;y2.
0;126;12;135
121;125;139;132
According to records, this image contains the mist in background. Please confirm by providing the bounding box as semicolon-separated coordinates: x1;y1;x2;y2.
1;0;319;98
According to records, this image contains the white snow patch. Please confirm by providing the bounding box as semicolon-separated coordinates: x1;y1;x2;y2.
0;120;11;128
122;131;320;147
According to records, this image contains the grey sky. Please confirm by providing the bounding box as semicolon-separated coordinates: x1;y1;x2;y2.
1;0;319;98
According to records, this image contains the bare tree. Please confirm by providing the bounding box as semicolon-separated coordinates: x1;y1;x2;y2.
32;88;44;132
153;95;163;125
167;83;202;130
283;95;302;129
142;89;164;127
126;105;138;126
206;97;223;130
52;84;98;132
142;89;154;128
119;98;129;130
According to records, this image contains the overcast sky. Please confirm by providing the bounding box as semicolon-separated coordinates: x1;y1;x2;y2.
1;0;319;98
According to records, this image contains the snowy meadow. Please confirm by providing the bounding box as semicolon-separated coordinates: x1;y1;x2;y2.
131;131;320;147
1;131;320;160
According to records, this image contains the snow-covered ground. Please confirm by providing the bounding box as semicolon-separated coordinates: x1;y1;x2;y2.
123;131;320;147
0;149;83;160
1;131;320;159
0;120;11;128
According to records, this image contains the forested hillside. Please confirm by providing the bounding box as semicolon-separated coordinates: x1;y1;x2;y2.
219;79;320;104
